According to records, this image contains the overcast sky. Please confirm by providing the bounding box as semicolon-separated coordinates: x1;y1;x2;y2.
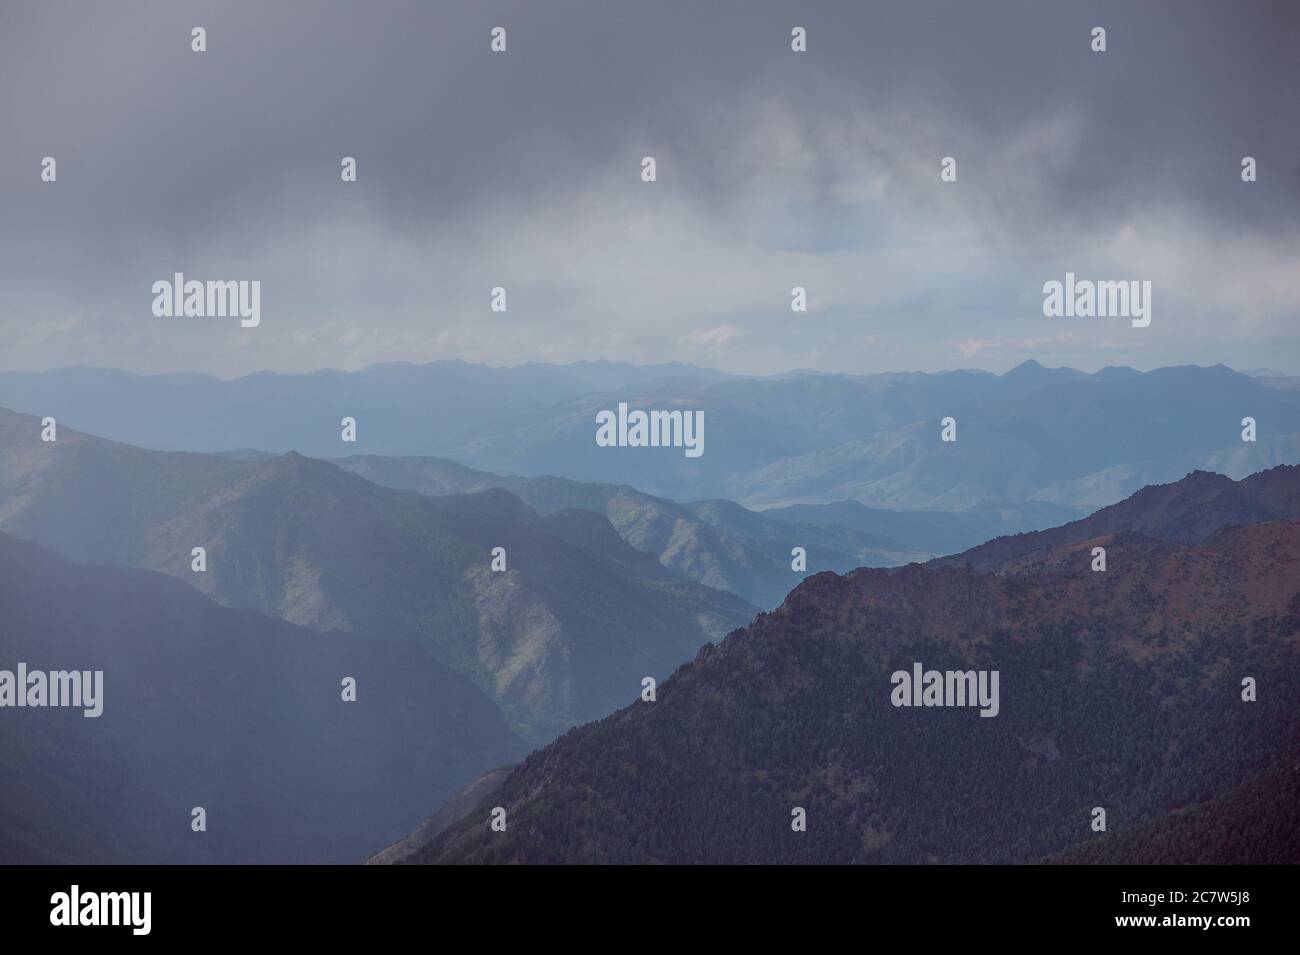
1;0;1297;378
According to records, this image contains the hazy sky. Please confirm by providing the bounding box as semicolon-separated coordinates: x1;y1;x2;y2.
1;0;1297;377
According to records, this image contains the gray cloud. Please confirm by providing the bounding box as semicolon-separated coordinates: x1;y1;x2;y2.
1;0;1297;376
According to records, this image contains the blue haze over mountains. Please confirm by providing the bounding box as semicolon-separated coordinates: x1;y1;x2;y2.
0;529;526;864
2;360;1296;511
2;359;1299;863
0;408;755;744
3;0;1298;868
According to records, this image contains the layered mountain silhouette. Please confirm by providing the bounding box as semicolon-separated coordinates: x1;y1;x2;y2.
389;471;1300;864
0;408;755;743
333;454;1076;608
6;373;1297;865
3;360;1296;510
763;498;1083;557
0;532;525;864
717;363;1300;509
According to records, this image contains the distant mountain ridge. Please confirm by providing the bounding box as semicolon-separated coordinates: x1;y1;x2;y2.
333;454;1080;608
3;360;1296;511
0;408;755;743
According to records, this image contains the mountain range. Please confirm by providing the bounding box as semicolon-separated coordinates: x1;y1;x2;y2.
331;454;1078;609
3;360;1296;510
3;359;1297;865
0;408;754;743
382;467;1300;864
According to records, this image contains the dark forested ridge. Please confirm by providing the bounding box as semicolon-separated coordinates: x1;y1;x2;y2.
367;767;514;865
1048;763;1300;865
404;519;1300;864
936;465;1300;573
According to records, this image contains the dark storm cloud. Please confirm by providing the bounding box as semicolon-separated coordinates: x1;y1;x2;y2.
3;0;1295;235
0;0;1296;376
